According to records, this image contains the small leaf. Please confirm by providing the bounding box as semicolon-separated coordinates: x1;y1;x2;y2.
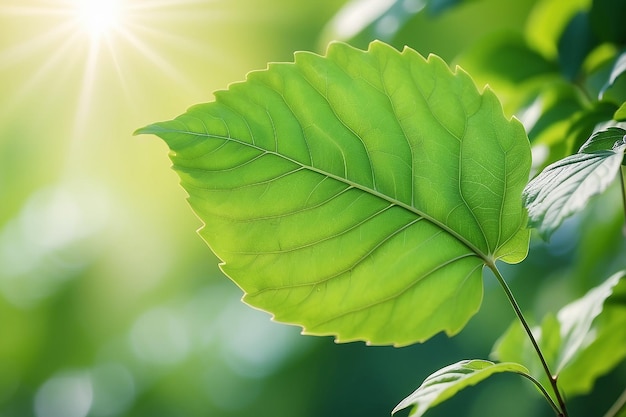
493;271;626;397
557;272;626;395
392;360;530;417
137;41;531;346
579;126;626;153
523;127;626;240
554;271;625;373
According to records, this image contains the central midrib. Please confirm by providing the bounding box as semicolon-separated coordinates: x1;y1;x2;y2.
174;127;493;265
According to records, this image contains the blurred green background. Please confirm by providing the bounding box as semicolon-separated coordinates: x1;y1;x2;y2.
1;0;624;416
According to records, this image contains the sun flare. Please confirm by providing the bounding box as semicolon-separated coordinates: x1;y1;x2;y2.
72;0;124;40
0;0;228;151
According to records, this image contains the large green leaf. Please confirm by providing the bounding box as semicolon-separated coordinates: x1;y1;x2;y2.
492;271;626;397
523;127;626;240
392;360;531;417
136;41;531;346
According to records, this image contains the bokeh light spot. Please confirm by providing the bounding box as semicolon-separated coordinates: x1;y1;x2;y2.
34;371;92;417
130;307;190;365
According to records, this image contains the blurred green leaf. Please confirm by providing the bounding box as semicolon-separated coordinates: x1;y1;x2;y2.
565;101;619;152
615;102;626;121
525;0;591;60
392;360;530;417
458;32;558;86
557;272;626;395
554;271;625;373
589;0;626;44
493;271;626;397
456;32;560;115
322;0;466;45
523;127;626;240
525;86;583;143
600;51;626;105
557;11;598;81
137;41;531;347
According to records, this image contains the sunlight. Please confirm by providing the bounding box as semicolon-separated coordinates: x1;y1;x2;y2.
0;0;231;159
73;0;124;41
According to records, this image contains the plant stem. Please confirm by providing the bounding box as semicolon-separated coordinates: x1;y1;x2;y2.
517;372;561;415
603;387;626;417
489;264;568;417
619;165;626;237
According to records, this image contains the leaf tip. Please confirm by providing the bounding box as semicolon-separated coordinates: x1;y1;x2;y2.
133;123;166;137
133;125;151;136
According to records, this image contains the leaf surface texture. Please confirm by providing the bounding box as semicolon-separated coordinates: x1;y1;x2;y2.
137;41;531;346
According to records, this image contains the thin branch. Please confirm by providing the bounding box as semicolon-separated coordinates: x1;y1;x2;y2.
517;371;561;415
619;165;626;237
604;387;626;417
489;264;568;417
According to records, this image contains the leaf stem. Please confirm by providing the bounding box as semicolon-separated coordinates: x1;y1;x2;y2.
517;371;561;415
603;387;626;417
489;264;568;417
619;165;626;237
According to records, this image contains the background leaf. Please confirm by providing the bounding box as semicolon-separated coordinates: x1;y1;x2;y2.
392;360;530;417
320;0;466;46
137;41;531;347
492;271;626;397
523;127;626;240
589;0;626;44
615;102;626;121
524;0;590;60
600;51;626;105
557;11;598;81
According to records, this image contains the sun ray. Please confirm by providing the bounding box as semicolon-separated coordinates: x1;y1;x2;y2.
115;27;202;97
0;0;235;158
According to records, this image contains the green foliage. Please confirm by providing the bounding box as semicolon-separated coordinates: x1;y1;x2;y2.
137;40;531;347
392;360;531;417
493;271;626;397
138;0;626;416
523;127;626;240
321;0;466;45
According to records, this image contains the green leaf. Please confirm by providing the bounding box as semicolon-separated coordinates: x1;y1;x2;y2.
456;32;560;116
579;126;626;152
557;11;598;81
392;360;530;417
523;127;626;240
493;271;626;397
525;0;591;60
600;51;626;105
457;32;558;87
589;0;626;44
322;0;465;45
136;41;531;346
